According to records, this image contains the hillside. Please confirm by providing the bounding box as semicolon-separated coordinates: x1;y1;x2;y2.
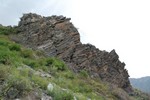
130;76;150;94
13;13;131;91
0;13;150;100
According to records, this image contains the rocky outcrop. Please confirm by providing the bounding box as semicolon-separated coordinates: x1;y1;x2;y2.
14;13;132;91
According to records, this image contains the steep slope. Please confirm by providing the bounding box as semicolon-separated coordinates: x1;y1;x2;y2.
130;76;150;94
0;30;109;100
13;13;131;92
0;15;150;100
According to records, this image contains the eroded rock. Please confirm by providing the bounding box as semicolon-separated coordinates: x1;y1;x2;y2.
15;13;132;91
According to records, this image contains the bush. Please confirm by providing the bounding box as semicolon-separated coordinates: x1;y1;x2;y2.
0;40;8;46
23;60;39;68
48;88;74;100
0;41;21;66
31;75;49;90
0;26;16;35
45;58;67;71
0;65;10;81
9;44;21;51
64;71;75;80
21;49;34;58
4;76;32;99
0;51;11;65
35;50;46;57
10;77;32;93
73;82;92;93
78;84;92;93
79;70;89;78
45;58;53;66
1;68;32;99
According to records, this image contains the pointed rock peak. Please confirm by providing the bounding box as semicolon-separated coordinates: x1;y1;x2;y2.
15;13;132;92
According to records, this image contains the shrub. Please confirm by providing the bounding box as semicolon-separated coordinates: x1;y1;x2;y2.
64;71;75;80
9;44;21;51
23;60;39;68
21;49;34;58
35;50;46;57
0;40;8;46
4;76;32;99
0;43;21;66
18;67;31;78
79;70;89;78
78;84;92;93
0;65;10;81
31;75;49;90
45;58;67;71
0;26;16;35
1;68;32;99
73;82;92;93
38;58;46;66
48;87;74;100
45;58;53;66
0;51;11;65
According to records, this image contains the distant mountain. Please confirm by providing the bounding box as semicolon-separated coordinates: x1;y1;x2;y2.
130;76;150;94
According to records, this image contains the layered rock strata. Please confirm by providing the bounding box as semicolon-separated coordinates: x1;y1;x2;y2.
15;13;131;91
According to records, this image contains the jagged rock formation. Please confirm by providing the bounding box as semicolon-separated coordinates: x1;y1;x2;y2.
14;13;132;92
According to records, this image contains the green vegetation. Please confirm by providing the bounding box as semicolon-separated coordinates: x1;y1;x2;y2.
0;26;16;35
45;57;67;71
0;27;109;99
0;26;149;100
48;85;74;100
0;65;32;98
21;49;34;58
79;69;89;78
0;65;10;81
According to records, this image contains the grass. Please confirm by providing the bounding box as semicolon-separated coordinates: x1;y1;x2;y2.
0;34;77;99
0;65;32;98
1;26;148;100
0;34;109;99
31;74;49;90
0;65;10;81
0;33;114;100
79;69;89;78
48;85;74;100
0;26;16;35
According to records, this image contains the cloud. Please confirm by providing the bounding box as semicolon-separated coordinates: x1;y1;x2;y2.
0;0;150;78
0;0;72;25
0;0;37;25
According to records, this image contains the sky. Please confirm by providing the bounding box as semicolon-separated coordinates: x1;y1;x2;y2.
0;0;150;78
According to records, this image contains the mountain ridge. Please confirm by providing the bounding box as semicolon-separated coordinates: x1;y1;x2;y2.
130;76;150;94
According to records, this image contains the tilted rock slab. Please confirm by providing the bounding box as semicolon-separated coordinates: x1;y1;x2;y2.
15;13;132;92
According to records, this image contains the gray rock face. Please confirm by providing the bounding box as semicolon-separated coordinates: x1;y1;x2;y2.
15;13;132;91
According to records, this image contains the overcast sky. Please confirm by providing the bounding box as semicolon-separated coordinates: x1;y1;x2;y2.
0;0;150;78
